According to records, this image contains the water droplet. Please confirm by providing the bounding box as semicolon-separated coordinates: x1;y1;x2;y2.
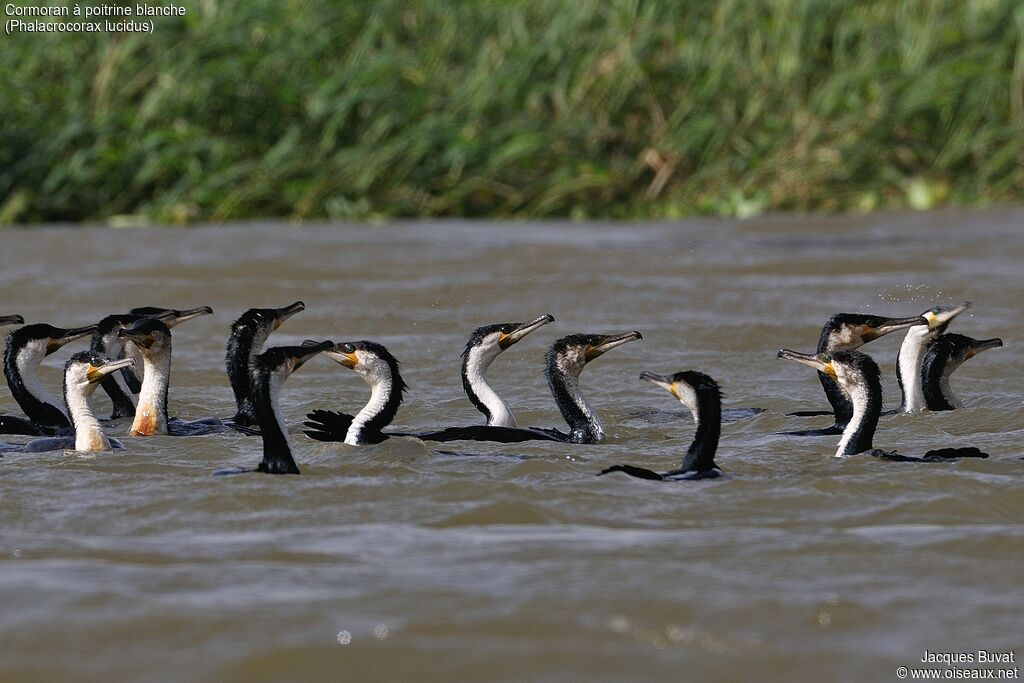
13;549;22;558
817;611;831;627
373;625;389;640
336;630;352;645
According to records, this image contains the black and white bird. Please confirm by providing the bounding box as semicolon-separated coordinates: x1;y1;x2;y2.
894;302;969;413
599;370;724;481
784;311;926;435
92;306;214;419
7;352;136;453
1;322;97;436
117;318;229;436
304;331;643;445
219;341;333;475
921;334;1003;411
225;302;306;429
778;349;988;461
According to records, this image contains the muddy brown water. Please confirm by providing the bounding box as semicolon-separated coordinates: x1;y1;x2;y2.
1;211;1021;681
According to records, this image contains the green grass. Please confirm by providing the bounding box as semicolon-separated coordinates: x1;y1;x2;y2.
3;0;1024;224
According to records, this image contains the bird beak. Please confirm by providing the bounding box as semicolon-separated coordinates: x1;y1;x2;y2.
46;325;98;355
966;337;1003;358
923;301;970;330
864;315;928;340
324;342;359;369
639;370;677;398
585;331;643;361
157;306;214;328
273;301;305;330
0;315;24;327
778;348;836;378
291;340;332;369
499;314;555;349
86;357;136;384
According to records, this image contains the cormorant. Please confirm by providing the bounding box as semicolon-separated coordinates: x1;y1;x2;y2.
1;323;97;436
6;352;136;453
895;302;969;413
460;314;554;427
778;349;988;461
117;318;228;436
784;312;926;435
217;342;333;475
92;306;214;419
922;334;1003;411
599;370;723;481
304;331;643;445
225;302;305;428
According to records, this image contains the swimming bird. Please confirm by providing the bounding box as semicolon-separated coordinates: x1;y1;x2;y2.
117;318;227;436
599;370;723;481
225;302;305;428
921;334;1003;411
1;323;98;436
460;314;554;427
9;352;136;453
92;306;214;419
784;312;926;435
777;349;988;461
223;342;333;475
304;331;643;444
895;302;969;413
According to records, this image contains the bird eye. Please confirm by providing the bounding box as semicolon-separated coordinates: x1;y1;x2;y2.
500;325;512;334
341;343;355;354
931;306;941;315
820;353;832;362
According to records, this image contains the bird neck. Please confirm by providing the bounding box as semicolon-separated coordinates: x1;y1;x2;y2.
896;326;932;413
548;369;603;443
130;345;170;436
680;391;720;472
4;342;70;428
922;341;959;410
64;380;109;452
462;346;515;427
817;370;852;426
253;370;299;474
347;373;403;445
835;373;881;457
226;323;272;424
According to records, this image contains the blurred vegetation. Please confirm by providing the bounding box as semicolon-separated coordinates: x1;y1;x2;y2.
3;0;1024;224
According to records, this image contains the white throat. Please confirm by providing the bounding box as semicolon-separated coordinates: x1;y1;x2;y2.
17;343;68;418
130;347;170;435
346;379;391;446
465;345;515;427
67;380;110;452
898;326;932;413
835;376;870;457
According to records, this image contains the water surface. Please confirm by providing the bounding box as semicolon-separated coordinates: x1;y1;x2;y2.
1;211;1022;681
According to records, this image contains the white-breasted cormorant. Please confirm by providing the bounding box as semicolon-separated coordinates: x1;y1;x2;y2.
117;318;228;436
460;315;554;427
1;322;97;436
895;302;969;413
92;306;214;419
304;331;643;445
778;349;988;461
783;312;926;436
6;352;136;453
